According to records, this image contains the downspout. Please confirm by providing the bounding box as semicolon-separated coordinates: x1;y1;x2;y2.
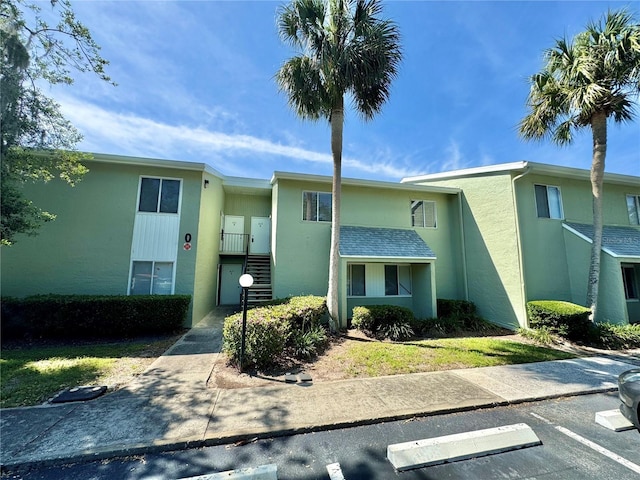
511;167;531;328
457;192;469;301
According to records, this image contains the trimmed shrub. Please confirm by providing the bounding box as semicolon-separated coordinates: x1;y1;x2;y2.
527;300;591;341
352;305;415;341
222;295;328;368
0;295;190;339
223;307;292;368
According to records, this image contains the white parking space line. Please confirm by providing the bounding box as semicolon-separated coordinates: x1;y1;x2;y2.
555;426;640;475
529;412;553;424
326;463;346;480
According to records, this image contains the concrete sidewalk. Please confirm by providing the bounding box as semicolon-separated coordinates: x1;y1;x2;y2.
1;309;638;472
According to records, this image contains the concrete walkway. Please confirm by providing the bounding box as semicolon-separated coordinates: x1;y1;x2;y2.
1;308;638;472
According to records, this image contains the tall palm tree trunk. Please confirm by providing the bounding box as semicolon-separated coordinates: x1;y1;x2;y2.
327;100;344;331
586;111;607;321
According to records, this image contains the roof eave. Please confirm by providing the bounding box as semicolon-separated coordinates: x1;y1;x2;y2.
271;171;461;194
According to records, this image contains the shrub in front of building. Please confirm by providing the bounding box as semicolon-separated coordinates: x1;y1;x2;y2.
222;295;328;369
1;294;191;339
351;305;415;341
526;300;591;340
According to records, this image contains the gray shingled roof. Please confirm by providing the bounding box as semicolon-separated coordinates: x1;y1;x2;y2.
564;222;640;258
339;226;436;259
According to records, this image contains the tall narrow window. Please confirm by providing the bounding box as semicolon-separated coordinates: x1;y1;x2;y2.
130;261;174;295
535;184;563;219
302;191;332;222
622;265;638;300
348;264;366;296
411;200;436;228
384;265;412;296
138;178;180;213
627;195;640;225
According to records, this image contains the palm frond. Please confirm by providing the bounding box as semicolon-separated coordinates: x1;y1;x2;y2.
520;7;640;144
276;0;402;123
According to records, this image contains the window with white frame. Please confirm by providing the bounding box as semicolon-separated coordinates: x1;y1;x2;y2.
130;261;174;295
411;200;437;228
348;264;366;296
622;265;638;300
138;177;181;214
627;195;640;225
302;191;332;222
534;184;563;219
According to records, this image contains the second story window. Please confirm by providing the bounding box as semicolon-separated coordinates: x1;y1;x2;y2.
411;200;437;228
302;191;332;222
138;177;181;214
627;194;640;225
534;184;563;219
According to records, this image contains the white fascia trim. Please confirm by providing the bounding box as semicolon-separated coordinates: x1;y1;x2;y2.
223;176;272;190
401;162;528;183
271;171;460;194
402;160;639;186
561;223;635;258
90;152;226;179
341;255;437;262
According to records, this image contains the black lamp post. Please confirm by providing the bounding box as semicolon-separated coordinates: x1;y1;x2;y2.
238;273;254;372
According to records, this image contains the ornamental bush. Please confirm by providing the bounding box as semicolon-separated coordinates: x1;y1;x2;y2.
527;300;591;340
412;299;490;336
222;295;328;369
352;305;414;341
223;307;292;368
0;294;190;339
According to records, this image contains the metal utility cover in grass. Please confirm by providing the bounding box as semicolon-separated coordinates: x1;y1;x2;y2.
387;423;541;471
50;385;107;404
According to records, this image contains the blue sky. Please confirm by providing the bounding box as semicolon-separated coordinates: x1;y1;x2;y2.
46;1;639;182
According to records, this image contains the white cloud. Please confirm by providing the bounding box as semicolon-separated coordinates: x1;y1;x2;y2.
58;96;415;180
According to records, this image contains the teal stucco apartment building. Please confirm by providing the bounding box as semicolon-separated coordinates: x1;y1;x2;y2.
2;154;639;328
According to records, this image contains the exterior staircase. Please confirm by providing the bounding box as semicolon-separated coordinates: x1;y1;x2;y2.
245;255;272;305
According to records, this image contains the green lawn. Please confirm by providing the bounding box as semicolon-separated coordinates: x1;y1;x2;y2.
0;338;176;408
336;337;576;377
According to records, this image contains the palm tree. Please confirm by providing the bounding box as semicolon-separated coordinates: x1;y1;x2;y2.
519;9;640;321
276;0;402;331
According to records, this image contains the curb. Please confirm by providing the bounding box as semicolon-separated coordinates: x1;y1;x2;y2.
0;387;619;475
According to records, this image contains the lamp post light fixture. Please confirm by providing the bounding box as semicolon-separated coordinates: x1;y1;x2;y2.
238;273;254;372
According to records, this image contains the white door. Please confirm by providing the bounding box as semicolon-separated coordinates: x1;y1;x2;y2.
222;215;245;253
250;217;270;254
219;264;243;305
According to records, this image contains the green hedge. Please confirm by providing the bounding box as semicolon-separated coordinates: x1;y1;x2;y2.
352;305;415;341
1;295;191;339
527;300;591;340
223;295;328;369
